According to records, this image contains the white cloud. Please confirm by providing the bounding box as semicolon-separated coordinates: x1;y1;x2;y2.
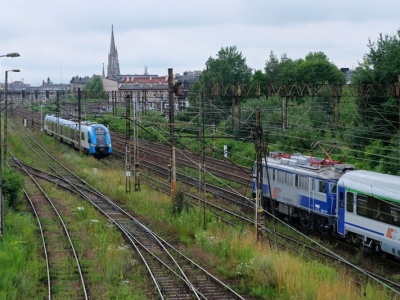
1;0;399;85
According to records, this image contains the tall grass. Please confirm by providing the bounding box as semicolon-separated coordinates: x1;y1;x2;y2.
7;128;393;299
81;163;390;299
0;213;45;299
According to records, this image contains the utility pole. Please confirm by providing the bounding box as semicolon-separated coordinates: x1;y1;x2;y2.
281;95;288;133
133;92;140;191
125;93;132;193
202;91;206;230
398;75;400;172
254;109;264;240
78;89;81;154
168;68;176;200
231;83;235;130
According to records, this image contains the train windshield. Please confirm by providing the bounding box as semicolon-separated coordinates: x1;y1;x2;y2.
94;128;107;145
330;183;337;194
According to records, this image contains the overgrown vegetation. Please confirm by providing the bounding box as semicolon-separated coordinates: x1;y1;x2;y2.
75;158;390;299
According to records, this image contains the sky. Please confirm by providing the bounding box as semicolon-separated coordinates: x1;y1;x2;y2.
1;0;399;86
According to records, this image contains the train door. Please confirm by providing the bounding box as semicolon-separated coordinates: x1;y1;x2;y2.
337;186;345;235
309;178;315;211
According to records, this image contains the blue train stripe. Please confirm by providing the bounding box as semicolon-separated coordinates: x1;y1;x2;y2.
345;222;384;236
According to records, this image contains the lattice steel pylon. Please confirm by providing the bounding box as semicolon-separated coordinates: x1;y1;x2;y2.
133;93;140;191
125;93;132;193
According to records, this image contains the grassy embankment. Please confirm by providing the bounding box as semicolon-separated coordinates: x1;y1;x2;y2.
1;128;392;299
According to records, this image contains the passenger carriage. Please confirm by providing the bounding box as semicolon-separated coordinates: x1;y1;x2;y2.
337;170;400;257
43;115;112;157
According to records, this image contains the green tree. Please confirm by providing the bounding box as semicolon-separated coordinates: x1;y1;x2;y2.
350;30;400;139
84;75;104;92
353;30;400;85
264;52;299;84
196;46;252;108
201;46;252;86
3;169;24;211
250;70;266;87
296;52;346;84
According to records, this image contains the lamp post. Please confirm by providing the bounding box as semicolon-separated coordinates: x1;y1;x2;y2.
1;68;20;237
4;69;20;164
0;52;20;237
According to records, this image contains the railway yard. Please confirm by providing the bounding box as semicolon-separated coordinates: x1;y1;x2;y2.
3;105;400;299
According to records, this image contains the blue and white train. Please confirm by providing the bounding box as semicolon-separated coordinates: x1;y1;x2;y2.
43;115;112;157
252;152;400;258
338;170;400;257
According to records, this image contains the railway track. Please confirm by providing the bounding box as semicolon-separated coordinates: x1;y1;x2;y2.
10;117;246;299
15;158;88;299
12;103;400;298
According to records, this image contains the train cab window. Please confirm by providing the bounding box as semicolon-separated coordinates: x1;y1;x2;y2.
95;128;106;142
318;180;326;194
356;195;368;216
330;183;337;194
346;192;354;212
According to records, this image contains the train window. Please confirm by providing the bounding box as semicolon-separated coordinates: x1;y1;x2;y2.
318;180;326;194
296;175;308;190
277;171;285;183
270;169;274;181
346;192;354;212
272;169;276;181
286;173;294;186
330;183;337;194
390;208;400;226
339;191;344;208
356;195;368;216
372;198;385;221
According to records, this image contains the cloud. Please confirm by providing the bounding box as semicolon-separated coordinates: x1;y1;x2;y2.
1;0;399;85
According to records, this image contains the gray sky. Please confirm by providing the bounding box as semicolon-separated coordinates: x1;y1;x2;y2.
1;0;399;86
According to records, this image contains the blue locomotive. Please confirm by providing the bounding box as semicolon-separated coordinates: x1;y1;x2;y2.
43;115;112;157
252;152;400;258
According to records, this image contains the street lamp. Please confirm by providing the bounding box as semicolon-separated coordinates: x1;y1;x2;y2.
0;52;20;101
0;52;20;58
0;68;20;237
0;53;19;238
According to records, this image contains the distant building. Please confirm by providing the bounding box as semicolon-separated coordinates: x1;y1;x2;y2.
117;71;201;113
102;77;118;93
107;25;120;79
118;74;170;112
70;75;92;93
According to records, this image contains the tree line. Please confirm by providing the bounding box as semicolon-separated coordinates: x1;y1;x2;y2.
177;30;400;174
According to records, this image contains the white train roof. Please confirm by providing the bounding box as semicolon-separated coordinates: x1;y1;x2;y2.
262;152;354;180
338;170;400;203
45;115;108;131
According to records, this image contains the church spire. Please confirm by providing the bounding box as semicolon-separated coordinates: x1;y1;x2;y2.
107;24;120;79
